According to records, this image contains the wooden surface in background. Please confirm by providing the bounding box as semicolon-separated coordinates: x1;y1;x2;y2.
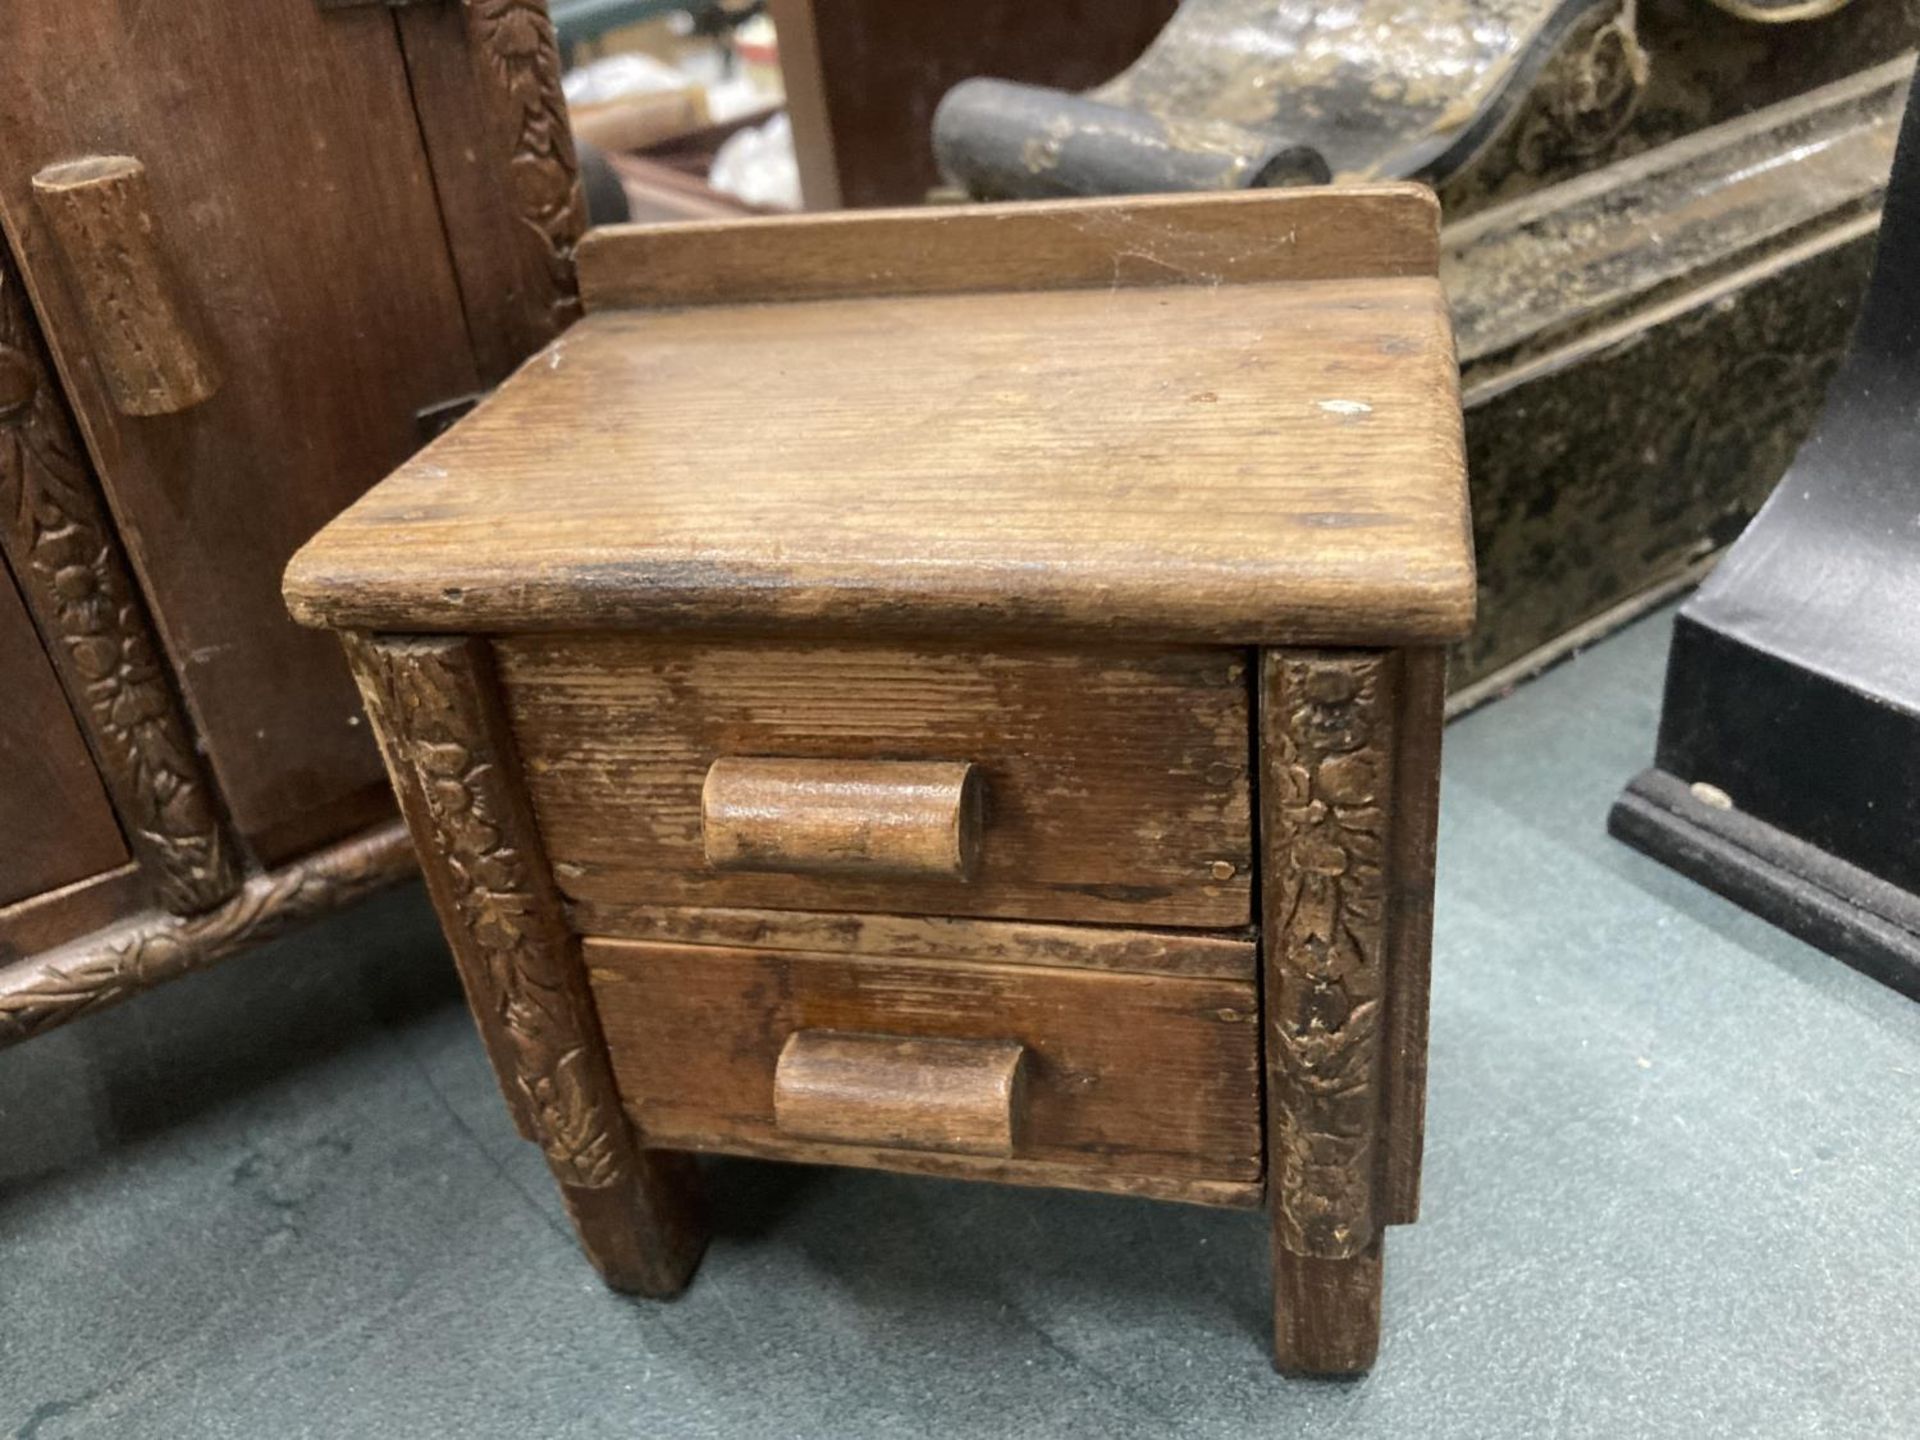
286;193;1472;648
0;240;240;915
768;0;1179;208
499;638;1252;929
588;937;1264;1183
0;865;147;969
0;563;127;908
0;0;481;863
0;821;413;1046
396;1;587;383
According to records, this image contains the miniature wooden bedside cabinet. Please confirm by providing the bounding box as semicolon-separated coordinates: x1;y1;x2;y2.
284;186;1474;1374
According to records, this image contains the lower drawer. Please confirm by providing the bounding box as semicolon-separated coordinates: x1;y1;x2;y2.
585;935;1264;1196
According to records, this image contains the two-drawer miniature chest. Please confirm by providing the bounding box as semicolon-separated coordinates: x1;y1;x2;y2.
284;187;1475;1375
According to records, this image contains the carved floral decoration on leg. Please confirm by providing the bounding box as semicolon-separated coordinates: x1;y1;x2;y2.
1270;656;1389;1259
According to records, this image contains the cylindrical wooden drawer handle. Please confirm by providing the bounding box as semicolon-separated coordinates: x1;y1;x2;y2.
774;1030;1027;1158
31;155;221;416
702;757;984;880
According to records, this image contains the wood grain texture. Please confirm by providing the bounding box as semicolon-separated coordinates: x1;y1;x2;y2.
344;634;704;1295
29;156;221;416
0;864;146;965
1273;1241;1384;1376
1261;650;1396;1261
0;821;411;1048
0;244;239;914
561;904;1258;982
498;638;1251;928
285;274;1473;647
1381;648;1446;1223
0;559;127;907
702;758;984;881
0;0;483;860
654;1130;1265;1209
575;186;1440;309
588;938;1264;1184
773;1031;1027;1158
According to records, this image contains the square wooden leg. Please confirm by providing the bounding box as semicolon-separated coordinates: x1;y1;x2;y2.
1259;647;1443;1374
559;1148;707;1297
1273;1241;1382;1376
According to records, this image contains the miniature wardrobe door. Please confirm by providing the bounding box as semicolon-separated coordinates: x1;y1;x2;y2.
0;558;129;909
0;0;484;866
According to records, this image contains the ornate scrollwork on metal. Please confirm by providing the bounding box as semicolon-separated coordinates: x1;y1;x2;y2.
935;0;1652;207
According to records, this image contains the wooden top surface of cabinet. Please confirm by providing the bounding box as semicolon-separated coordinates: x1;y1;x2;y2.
285;187;1476;649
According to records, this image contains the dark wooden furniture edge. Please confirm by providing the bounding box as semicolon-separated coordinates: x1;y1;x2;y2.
1611;64;1920;999
0;819;415;1047
651;1130;1266;1209
567;902;1258;981
1612;770;1920;998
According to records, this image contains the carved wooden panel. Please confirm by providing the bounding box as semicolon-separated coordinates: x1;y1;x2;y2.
347;634;622;1184
0;246;239;915
1260;650;1398;1261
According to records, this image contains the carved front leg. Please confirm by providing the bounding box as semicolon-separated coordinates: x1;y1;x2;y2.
1260;648;1440;1374
346;633;705;1296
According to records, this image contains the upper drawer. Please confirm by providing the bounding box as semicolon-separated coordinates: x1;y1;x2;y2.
496;638;1251;928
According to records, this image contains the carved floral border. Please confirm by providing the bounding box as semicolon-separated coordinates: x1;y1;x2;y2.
350;636;623;1189
1265;652;1394;1259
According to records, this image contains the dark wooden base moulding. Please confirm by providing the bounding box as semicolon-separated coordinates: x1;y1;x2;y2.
1613;67;1920;1002
1611;771;1920;1001
0;820;415;1047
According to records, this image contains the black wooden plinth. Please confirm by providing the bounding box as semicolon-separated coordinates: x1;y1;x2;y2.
1612;69;1920;999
